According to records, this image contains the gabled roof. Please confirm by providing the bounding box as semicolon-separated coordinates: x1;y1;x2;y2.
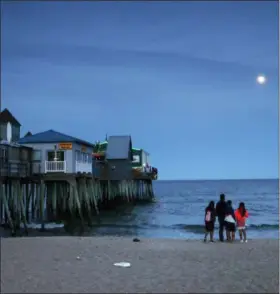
0;108;21;126
18;129;95;147
24;131;32;138
106;135;132;160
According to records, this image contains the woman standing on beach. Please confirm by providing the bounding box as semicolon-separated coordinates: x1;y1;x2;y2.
204;201;216;243
224;200;236;242
235;202;249;243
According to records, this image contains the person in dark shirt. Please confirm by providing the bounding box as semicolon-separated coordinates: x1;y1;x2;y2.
224;200;236;242
204;201;216;243
215;193;227;242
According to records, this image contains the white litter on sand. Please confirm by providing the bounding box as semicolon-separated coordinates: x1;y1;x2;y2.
114;262;131;268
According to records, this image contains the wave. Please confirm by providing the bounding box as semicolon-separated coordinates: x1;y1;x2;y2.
173;223;279;233
6;222;279;234
249;224;279;230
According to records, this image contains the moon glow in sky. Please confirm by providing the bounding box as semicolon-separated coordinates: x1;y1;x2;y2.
256;75;267;85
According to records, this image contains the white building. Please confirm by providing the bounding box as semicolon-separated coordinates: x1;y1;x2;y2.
18;129;94;174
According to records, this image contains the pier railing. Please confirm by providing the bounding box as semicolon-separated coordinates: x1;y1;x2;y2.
45;161;66;173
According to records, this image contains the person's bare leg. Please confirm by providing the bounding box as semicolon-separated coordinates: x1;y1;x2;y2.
243;229;247;242
204;231;208;242
239;229;243;241
226;230;230;241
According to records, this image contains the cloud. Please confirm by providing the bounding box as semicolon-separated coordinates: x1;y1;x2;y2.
3;41;274;75
2;41;277;137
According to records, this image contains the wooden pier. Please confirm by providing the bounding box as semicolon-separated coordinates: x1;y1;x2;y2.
0;174;155;236
0;109;158;236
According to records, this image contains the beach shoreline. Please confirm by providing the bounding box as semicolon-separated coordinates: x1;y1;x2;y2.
1;236;279;293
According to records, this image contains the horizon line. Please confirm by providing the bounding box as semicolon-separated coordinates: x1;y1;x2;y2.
156;178;279;181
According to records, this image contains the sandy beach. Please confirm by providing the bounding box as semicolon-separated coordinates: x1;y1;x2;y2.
1;236;279;293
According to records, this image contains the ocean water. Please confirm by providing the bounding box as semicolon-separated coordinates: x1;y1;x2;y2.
85;179;279;240
2;179;279;239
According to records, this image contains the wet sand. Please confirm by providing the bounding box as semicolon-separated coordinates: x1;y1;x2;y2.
1;237;279;293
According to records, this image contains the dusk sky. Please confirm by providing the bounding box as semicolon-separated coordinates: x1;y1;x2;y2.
2;1;278;180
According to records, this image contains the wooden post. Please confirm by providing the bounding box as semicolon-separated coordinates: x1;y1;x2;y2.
35;183;40;220
0;181;2;225
72;180;85;231
8;181;14;225
59;182;67;215
1;183;15;235
26;183;33;223
40;181;46;231
68;184;75;216
52;182;57;221
12;181;20;230
31;183;36;221
18;182;28;235
81;178;93;226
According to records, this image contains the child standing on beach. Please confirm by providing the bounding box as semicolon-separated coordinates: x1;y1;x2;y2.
235;202;249;243
224;200;236;242
204;201;216;243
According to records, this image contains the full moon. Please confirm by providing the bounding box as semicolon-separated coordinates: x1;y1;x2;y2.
256;75;266;85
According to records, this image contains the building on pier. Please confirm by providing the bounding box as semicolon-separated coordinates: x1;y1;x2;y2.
93;136;133;180
92;138;158;180
0;108;33;177
132;148;150;169
0;143;33;177
132;148;158;180
0;108;158;180
106;135;133;180
18;129;94;174
0;108;21;142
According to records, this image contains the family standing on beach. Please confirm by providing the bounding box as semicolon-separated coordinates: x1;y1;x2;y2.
204;193;249;243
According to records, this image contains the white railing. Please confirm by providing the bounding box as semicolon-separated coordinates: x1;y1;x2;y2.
132;165;153;173
45;161;66;173
76;161;92;173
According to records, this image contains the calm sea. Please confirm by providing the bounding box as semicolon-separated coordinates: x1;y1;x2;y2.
87;179;279;239
2;179;279;239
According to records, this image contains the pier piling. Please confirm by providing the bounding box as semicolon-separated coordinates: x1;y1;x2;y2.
0;175;155;236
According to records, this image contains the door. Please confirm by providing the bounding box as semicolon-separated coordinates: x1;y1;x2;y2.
47;151;65;161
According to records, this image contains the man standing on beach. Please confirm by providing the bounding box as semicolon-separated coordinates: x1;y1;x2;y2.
216;194;227;242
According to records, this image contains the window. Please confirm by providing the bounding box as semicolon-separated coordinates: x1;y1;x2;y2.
0;148;7;158
83;153;88;163
75;151;92;163
132;155;140;163
47;151;64;161
0;124;6;141
75;150;81;162
9;147;19;160
12;126;20;142
32;150;41;161
132;150;142;167
21;148;29;161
